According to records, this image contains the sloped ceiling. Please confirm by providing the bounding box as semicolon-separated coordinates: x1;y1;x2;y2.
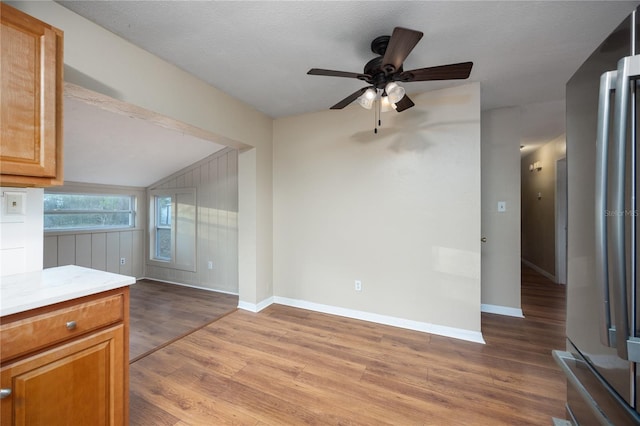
64;97;226;187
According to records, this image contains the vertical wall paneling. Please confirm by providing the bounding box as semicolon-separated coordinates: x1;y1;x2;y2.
146;148;239;293
176;174;185;189
119;231;133;276
174;190;196;270
132;231;143;278
184;170;193;187
44;230;144;276
91;233;107;271
43;236;58;268
57;235;76;266
75;234;92;268
106;232;120;273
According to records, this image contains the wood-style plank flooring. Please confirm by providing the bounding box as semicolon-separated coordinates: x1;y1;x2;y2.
129;280;238;362
129;266;567;425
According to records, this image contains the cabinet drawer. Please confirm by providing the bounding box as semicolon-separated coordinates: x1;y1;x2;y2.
0;294;123;362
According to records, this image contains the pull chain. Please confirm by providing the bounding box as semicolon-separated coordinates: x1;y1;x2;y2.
374;97;382;134
374;98;378;134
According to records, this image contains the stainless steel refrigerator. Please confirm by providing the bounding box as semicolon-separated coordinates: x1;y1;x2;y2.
553;6;640;425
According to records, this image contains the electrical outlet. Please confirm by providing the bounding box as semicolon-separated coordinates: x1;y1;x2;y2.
120;257;126;265
355;280;362;292
207;261;213;270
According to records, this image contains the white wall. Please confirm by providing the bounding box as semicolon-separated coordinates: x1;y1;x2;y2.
0;188;44;276
480;107;522;316
273;84;483;340
146;149;238;293
10;0;273;305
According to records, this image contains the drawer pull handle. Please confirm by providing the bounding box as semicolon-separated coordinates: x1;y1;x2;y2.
0;389;11;399
66;321;77;330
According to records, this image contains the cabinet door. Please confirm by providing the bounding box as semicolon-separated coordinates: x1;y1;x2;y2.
0;3;62;180
0;325;124;426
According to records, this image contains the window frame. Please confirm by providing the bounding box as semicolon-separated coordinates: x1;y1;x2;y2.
43;192;137;233
148;188;197;272
153;194;172;261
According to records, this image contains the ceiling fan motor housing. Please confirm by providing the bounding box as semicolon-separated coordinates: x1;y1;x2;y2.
370;35;390;55
364;56;403;89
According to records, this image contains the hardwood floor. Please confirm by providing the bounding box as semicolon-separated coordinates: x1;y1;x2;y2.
129;267;567;425
129;280;238;362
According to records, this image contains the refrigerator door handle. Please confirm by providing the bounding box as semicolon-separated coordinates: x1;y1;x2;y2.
596;70;618;348
613;54;639;360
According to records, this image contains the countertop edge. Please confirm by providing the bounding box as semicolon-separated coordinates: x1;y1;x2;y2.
1;265;136;317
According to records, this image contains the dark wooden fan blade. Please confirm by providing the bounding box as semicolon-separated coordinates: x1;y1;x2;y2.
330;87;369;109
382;27;424;73
394;94;415;112
399;61;473;82
308;68;370;80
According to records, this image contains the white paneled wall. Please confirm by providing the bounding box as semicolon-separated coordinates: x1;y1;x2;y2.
1;188;44;276
43;182;147;278
146;148;238;294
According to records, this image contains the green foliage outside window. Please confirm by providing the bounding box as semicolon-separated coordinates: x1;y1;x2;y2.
44;193;134;230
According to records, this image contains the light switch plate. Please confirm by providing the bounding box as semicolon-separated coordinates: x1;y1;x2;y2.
5;192;25;215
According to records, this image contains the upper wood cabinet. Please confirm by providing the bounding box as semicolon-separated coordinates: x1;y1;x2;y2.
0;3;63;187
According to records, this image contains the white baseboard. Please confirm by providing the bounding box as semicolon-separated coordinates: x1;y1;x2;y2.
238;296;274;313
142;281;485;344
481;303;524;318
521;259;557;283
139;277;239;296
273;296;485;344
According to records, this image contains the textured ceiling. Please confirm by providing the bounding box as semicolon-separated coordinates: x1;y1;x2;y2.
56;0;638;119
49;1;639;186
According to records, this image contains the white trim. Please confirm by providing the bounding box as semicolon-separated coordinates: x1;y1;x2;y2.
273;296;485;344
139;277;239;296
238;296;274;313
481;303;524;318
521;258;557;283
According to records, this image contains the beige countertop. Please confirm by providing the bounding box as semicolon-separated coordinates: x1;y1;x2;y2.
1;265;135;316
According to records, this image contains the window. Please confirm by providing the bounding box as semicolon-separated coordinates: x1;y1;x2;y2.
44;193;135;231
154;196;172;261
149;188;196;272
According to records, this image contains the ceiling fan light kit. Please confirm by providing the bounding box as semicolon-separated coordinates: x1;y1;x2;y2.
384;82;405;104
307;27;473;133
357;88;377;109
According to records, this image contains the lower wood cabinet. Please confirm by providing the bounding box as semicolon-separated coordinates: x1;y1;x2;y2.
0;288;130;425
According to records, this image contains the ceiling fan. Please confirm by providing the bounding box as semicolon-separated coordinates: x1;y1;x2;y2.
307;27;473;117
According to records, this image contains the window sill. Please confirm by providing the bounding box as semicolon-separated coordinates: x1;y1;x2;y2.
44;227;143;236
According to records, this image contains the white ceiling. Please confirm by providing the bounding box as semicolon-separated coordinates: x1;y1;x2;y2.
53;1;638;185
64;97;226;187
